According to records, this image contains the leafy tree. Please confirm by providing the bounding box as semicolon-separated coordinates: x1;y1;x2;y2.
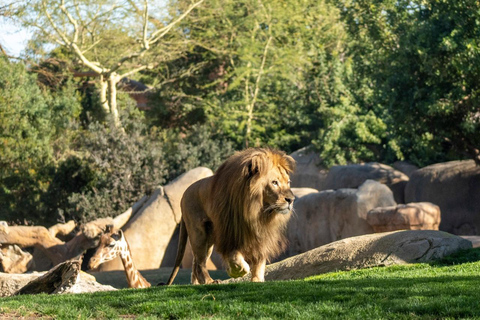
13;0;205;127
334;0;480;166
0;57;81;224
151;0;387;165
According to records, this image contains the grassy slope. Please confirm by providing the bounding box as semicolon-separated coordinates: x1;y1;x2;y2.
2;249;480;319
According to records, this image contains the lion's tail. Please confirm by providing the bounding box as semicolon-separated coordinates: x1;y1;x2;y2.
166;218;188;285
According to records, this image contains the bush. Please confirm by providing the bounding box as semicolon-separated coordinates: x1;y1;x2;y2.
0;57;81;225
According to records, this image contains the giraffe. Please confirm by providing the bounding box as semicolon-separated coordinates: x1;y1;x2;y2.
88;225;151;288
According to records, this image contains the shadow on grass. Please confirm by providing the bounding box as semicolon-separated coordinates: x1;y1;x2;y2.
7;273;479;319
5;248;480;319
429;247;480;266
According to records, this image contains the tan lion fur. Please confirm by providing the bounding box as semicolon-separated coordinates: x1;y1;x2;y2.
166;148;295;284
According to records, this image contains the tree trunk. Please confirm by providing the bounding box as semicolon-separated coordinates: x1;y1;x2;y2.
108;73;121;127
99;75;110;114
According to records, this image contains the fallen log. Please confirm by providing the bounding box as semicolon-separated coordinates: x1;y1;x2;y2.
15;260;81;295
0;196;149;270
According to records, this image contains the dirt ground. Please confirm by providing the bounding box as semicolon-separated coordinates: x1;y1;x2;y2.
88;268;229;289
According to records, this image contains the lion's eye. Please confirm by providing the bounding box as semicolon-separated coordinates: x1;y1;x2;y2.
272;180;279;187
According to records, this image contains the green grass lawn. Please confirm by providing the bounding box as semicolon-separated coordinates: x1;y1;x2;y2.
2;248;480;319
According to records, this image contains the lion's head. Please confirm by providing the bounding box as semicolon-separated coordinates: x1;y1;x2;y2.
210;148;296;264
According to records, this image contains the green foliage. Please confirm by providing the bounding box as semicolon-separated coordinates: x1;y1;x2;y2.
49;109;167;224
38;104;233;224
0;57;81;224
155;0;387;162
159;125;235;181
334;0;480;166
3;248;480;319
4;0;480;224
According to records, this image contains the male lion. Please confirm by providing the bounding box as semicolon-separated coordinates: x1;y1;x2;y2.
166;148;296;284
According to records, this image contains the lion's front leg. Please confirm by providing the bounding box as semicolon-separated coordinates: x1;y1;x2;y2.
250;259;266;282
226;251;250;278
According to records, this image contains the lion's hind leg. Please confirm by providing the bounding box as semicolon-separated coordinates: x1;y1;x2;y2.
188;221;216;285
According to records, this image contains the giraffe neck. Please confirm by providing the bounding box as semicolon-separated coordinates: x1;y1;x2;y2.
118;240;151;288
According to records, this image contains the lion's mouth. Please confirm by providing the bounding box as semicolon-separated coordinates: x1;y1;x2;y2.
278;203;293;215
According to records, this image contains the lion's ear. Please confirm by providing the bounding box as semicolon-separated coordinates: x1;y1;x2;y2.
244;154;267;179
284;155;296;173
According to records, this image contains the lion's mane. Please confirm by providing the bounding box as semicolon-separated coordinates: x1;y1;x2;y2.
208;148;295;264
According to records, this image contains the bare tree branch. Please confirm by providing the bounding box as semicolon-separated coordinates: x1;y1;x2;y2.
60;0;79;43
150;0;205;44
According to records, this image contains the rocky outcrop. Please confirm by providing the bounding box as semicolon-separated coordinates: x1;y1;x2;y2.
405;160;480;235
225;230;472;282
291;187;319;199
0;261;115;297
367;202;441;232
284;180;396;258
98;167;218;271
392;161;419;177
0;245;34;273
289;147;328;191
324;162;409;204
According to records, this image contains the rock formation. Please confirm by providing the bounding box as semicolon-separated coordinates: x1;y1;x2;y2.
405;160;480;235
324;162;409;204
226;230;472;282
367;202;441;232
284;180;396;258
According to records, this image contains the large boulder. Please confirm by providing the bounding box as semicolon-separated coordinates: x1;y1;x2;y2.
291;187;319;199
98;167;214;271
366;202;441;233
289;147;328;191
405;160;480;235
225;230;472;282
324;162;409;203
393;161;419;178
284;180;396;258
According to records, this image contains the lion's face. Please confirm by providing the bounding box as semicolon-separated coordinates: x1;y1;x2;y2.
261;166;295;215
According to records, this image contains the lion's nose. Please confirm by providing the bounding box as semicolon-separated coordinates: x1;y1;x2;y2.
285;197;294;204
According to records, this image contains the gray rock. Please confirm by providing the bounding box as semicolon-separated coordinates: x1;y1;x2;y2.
291;187;319;199
324;162;409;203
0;263;115;297
393;161;419;177
285;180;396;258
405;160;480;235
225;230;472;282
289;147;328;191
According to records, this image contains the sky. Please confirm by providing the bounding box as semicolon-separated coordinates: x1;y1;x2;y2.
0;17;31;56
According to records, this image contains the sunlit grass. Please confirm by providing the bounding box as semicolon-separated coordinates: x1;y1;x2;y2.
2;248;480;319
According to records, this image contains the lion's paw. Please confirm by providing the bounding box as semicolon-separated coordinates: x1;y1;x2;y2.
227;262;250;278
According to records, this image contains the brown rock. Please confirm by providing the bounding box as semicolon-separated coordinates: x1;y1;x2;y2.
367;202;441;232
284;180;396;258
289;147;328;191
0;245;34;273
405;160;480;235
324;162;409;203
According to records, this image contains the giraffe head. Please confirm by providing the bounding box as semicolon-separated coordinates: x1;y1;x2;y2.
88;224;125;270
